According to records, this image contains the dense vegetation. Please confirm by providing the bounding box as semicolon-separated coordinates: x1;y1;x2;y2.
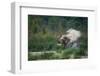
28;15;88;61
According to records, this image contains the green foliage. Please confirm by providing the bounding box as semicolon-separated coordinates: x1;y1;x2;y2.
28;15;88;60
28;48;87;60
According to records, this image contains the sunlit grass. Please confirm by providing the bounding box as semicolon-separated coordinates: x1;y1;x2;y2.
28;48;87;61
